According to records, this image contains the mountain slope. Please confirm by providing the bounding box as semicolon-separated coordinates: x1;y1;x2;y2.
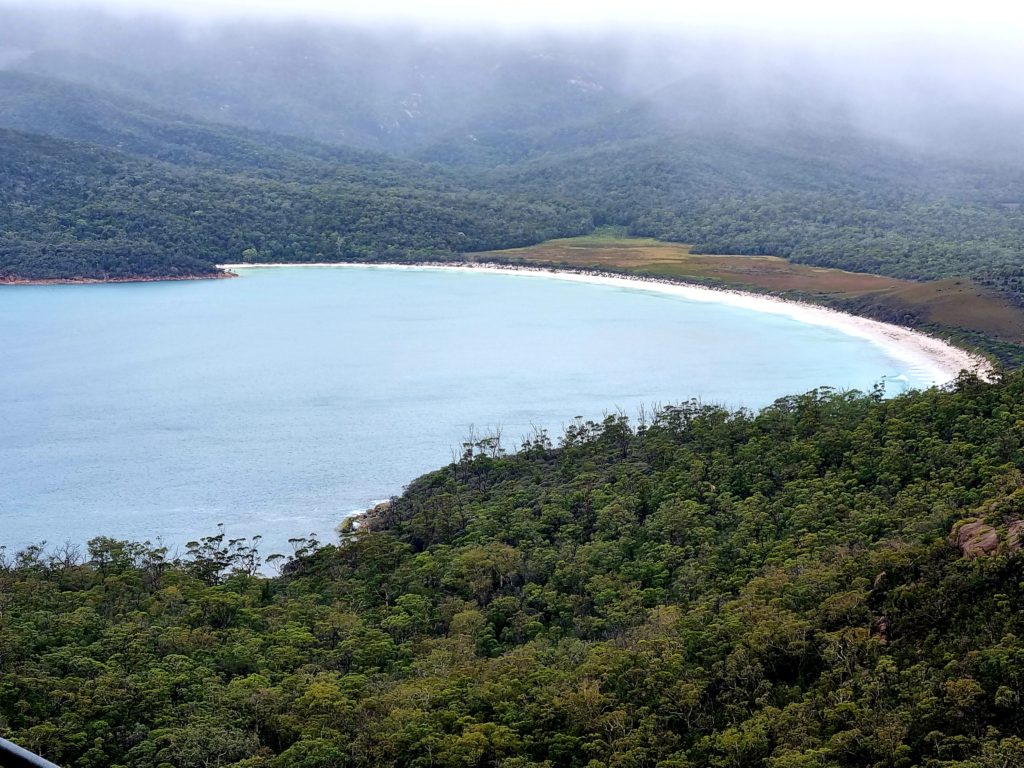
4;10;1024;310
0;70;463;183
6;19;641;155
494;132;1024;292
0;128;592;280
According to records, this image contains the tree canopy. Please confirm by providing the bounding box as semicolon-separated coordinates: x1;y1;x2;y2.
6;373;1024;766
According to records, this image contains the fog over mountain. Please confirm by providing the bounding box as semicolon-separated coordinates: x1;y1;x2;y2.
4;0;1024;325
3;1;1023;161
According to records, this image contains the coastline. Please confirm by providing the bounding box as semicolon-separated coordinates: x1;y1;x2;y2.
220;261;993;385
0;271;236;286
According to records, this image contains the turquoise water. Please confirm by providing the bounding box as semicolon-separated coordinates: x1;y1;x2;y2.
1;266;933;558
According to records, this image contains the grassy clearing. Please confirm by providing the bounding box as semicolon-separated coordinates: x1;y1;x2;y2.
471;233;1024;360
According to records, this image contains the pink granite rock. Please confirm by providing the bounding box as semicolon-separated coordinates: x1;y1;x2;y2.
953;519;1000;558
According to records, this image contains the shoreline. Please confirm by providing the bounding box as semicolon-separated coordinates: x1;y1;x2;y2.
0;272;236;286
220;261;993;385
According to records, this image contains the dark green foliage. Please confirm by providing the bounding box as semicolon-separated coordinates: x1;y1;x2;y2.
497;135;1024;298
0;128;591;280
5;47;1024;302
7;374;1024;766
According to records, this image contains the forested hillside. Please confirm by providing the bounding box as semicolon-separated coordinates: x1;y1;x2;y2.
500;136;1024;293
0;128;591;280
3;8;1024;303
6;372;1024;766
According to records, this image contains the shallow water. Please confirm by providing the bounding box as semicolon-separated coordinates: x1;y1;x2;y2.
1;266;936;557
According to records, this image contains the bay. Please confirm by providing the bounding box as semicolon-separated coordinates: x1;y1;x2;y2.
1;266;938;558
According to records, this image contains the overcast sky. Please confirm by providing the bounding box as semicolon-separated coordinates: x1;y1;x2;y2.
15;0;1024;43
7;0;1024;110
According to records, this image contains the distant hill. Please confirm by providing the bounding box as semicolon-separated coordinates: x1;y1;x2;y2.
2;7;1024;310
5;18;639;156
0;127;591;280
0;70;454;181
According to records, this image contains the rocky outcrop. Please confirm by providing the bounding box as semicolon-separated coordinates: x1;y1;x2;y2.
359;500;393;532
953;519;1000;558
951;517;1024;558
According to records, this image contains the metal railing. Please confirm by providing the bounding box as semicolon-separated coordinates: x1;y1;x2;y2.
0;737;61;768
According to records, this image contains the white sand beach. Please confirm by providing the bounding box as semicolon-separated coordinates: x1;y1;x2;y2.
219;262;993;386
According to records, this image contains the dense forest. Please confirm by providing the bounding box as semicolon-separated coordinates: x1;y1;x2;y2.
0;126;591;280
6;372;1024;766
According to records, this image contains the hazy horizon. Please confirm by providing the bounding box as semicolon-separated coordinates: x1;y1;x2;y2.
9;0;1024;41
4;0;1023;163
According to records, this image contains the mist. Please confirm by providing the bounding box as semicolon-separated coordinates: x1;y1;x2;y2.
13;0;1024;40
2;0;1024;163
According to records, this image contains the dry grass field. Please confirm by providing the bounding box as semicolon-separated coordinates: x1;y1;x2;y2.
472;234;1024;348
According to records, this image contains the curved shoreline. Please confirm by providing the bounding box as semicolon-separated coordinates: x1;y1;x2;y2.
221;261;993;386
